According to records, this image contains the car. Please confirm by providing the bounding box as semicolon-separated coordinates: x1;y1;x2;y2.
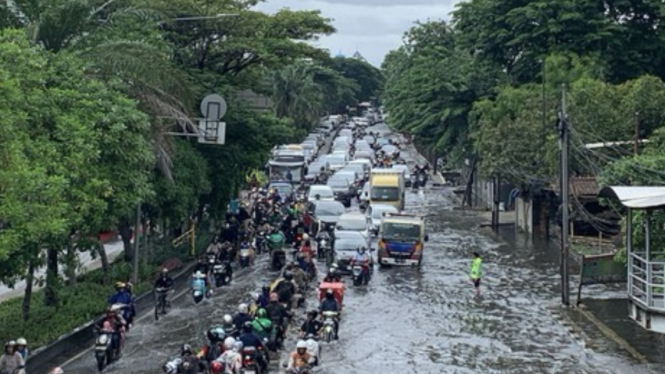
335;212;370;239
305;161;328;183
308;185;334;201
353;151;374;162
310;200;346;234
327;176;354;207
391;164;411;187
363;135;376;145
349;159;372;178
323;154;347;171
359;183;370;210
330;150;350;163
339;129;353;138
341;163;367;182
376;138;389;147
381;144;399;155
268;181;293;200
366;204;399;234
332;231;369;274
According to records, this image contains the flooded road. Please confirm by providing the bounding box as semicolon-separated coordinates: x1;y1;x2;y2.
62;125;658;374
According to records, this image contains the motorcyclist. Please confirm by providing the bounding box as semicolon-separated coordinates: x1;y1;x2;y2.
95;306;126;349
15;338;27;360
221;222;238;245
107;281;134;326
198;327;226;363
180;344;202;374
237;237;255;265
212;338;242;374
257;286;270;308
319;289;340;339
322;267;342;283
233;303;253;332
193;257;212;291
222;314;237;337
274;271;296;303
299;310;322;337
250;308;273;341
299;236;314;261
237;323;268;372
351;246;372;269
286;340;311;371
0;341;24;374
265;292;290;348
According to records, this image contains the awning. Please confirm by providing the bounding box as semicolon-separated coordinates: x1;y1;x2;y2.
598;186;665;209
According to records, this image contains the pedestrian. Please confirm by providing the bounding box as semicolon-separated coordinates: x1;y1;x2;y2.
470;251;482;297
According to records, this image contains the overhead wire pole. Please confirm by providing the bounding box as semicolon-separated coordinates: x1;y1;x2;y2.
557;83;570;306
132;202;141;284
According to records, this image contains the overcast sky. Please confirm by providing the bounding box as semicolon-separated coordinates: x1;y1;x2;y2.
254;0;458;67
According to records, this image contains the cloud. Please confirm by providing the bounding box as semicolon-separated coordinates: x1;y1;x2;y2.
255;0;458;67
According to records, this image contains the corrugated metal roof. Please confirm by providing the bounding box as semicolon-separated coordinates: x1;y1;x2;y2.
599;186;665;209
550;176;599;196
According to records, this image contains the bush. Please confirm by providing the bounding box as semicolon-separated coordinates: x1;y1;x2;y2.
0;230;213;351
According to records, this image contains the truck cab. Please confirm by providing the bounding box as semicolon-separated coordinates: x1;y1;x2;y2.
377;213;428;267
369;169;405;211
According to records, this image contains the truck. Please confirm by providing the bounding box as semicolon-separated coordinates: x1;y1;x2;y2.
368;169;405;211
377;213;428;267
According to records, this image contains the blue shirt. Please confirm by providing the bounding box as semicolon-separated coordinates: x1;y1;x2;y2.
238;332;263;349
107;290;132;305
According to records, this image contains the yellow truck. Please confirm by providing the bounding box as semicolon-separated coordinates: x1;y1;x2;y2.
369;169;405;211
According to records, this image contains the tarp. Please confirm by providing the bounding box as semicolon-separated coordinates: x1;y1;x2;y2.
598;186;665;209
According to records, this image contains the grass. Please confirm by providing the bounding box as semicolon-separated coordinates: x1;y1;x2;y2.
0;230;213;351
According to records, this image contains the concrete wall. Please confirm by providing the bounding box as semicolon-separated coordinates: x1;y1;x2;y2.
516;196;534;234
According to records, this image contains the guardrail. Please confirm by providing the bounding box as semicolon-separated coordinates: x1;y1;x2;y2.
26;262;195;374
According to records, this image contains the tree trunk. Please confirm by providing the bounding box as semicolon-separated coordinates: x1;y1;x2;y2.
97;241;109;285
44;247;59;307
22;259;35;321
118;221;134;263
142;219;149;267
65;244;77;286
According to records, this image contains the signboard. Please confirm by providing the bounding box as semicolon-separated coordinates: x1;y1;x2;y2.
579;253;627;286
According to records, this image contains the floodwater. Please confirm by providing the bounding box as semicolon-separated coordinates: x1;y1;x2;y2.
62;125;659;374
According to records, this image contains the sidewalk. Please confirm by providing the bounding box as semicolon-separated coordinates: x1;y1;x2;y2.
0;239;127;303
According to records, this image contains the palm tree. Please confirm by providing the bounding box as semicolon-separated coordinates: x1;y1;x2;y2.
1;0;195;178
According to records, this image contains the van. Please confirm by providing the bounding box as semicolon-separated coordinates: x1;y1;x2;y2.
369;169;405;211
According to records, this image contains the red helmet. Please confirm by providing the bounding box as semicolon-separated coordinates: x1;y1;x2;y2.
209;361;223;374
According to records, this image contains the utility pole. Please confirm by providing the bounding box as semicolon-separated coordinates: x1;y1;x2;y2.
634;111;640;155
132;202;141;284
557;84;570;306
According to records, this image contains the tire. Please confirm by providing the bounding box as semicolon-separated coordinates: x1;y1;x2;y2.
96;353;105;372
326;330;332;343
154;302;160;321
353;276;361;286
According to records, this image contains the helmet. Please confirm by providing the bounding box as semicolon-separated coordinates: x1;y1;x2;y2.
195;271;204;278
224;337;236;349
252;292;261;302
270;292;278;302
181;343;192;355
222;314;233;325
115;281;126;289
358;246;366;253
307;310;318;318
233;341;243;352
7;340;15;347
238;303;248;314
284;271;293;280
207;327;225;342
164;358;182;374
328;267;336;274
209;361;223;374
303;233;309;240
50;368;64;374
296;340;308;349
256;308;267;318
16;338;27;346
326;289;334;297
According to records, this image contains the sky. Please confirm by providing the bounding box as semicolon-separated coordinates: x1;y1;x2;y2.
254;0;459;68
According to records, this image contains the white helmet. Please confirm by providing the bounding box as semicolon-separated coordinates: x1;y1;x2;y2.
223;314;233;325
50;368;64;374
223;337;236;350
303;234;309;240
233;341;243;352
252;292;261;301
296;340;308;349
195;271;204;278
238;303;248;313
16;338;26;346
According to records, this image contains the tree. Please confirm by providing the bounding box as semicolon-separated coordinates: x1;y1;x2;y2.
329;57;383;103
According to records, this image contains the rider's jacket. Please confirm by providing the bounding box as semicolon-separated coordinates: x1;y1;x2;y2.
216;351;242;372
300;320;322;335
352;252;370;263
238;332;264;350
107;290;132;305
232;313;252;331
265;301;289;325
322;274;342;283
319;298;339;312
251;317;273;337
287;352;310;369
155;276;174;289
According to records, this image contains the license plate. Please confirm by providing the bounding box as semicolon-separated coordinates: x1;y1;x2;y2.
246;371;255;374
214;265;223;270
395;258;405;263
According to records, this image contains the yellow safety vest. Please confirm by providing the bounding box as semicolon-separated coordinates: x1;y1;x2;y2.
470;258;482;279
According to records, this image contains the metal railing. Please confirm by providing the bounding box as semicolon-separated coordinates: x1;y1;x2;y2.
629;251;665;311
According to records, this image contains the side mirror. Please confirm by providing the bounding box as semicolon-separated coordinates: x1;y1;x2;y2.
424;234;429;242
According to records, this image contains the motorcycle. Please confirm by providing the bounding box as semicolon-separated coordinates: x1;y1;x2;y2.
213;261;233;287
289;367;311;374
94;326;120;372
304;335;321;366
321;311;338;343
239;247;253;268
351;260;371;286
255;232;268;254
241;346;261;374
271;248;286;271
109;303;132;330
192;279;206;304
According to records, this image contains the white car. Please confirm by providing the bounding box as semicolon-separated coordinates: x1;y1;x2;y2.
366;204;399;234
308;185;334;201
335;212;371;239
324;154;347;171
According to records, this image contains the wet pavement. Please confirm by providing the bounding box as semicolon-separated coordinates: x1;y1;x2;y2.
62;124;660;374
